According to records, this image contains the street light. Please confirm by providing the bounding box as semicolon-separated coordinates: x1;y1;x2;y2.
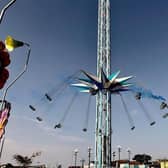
112;151;116;161
112;151;116;168
117;145;122;161
127;148;131;161
0;36;31;161
1;36;31;108
88;147;92;168
117;145;122;168
74;149;79;167
127;148;131;168
80;159;85;168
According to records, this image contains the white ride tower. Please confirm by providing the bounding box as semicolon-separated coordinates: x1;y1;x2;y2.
95;0;111;167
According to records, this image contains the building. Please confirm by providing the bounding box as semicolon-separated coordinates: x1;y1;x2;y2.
159;160;168;168
0;164;46;168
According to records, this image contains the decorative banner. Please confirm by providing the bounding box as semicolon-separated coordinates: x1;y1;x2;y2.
0;100;11;140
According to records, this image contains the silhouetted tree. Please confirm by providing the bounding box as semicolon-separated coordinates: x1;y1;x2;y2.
13;154;32;167
13;151;41;167
5;163;14;168
132;154;152;164
57;165;62;168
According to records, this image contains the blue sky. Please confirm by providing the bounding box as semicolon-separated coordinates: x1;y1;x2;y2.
0;0;168;167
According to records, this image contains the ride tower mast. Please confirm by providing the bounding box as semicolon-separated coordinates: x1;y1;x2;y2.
95;0;111;167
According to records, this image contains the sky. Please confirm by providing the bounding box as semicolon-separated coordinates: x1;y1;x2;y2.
0;0;168;167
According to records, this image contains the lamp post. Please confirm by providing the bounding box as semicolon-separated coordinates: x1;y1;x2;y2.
117;145;122;161
127;148;131;168
80;159;85;168
112;151;116;162
0;37;31;161
127;148;131;161
74;149;79;167
117;145;122;168
88;147;92;168
1;37;31;111
112;151;116;168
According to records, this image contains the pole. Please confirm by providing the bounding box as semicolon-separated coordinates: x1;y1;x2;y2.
88;147;91;168
0;137;5;160
0;43;30;111
117;146;121;161
80;159;85;168
127;150;131;161
74;149;78;167
0;0;17;24
112;151;116;168
0;43;30;161
127;149;131;168
95;0;111;167
75;153;77;167
117;146;121;168
112;152;116;162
